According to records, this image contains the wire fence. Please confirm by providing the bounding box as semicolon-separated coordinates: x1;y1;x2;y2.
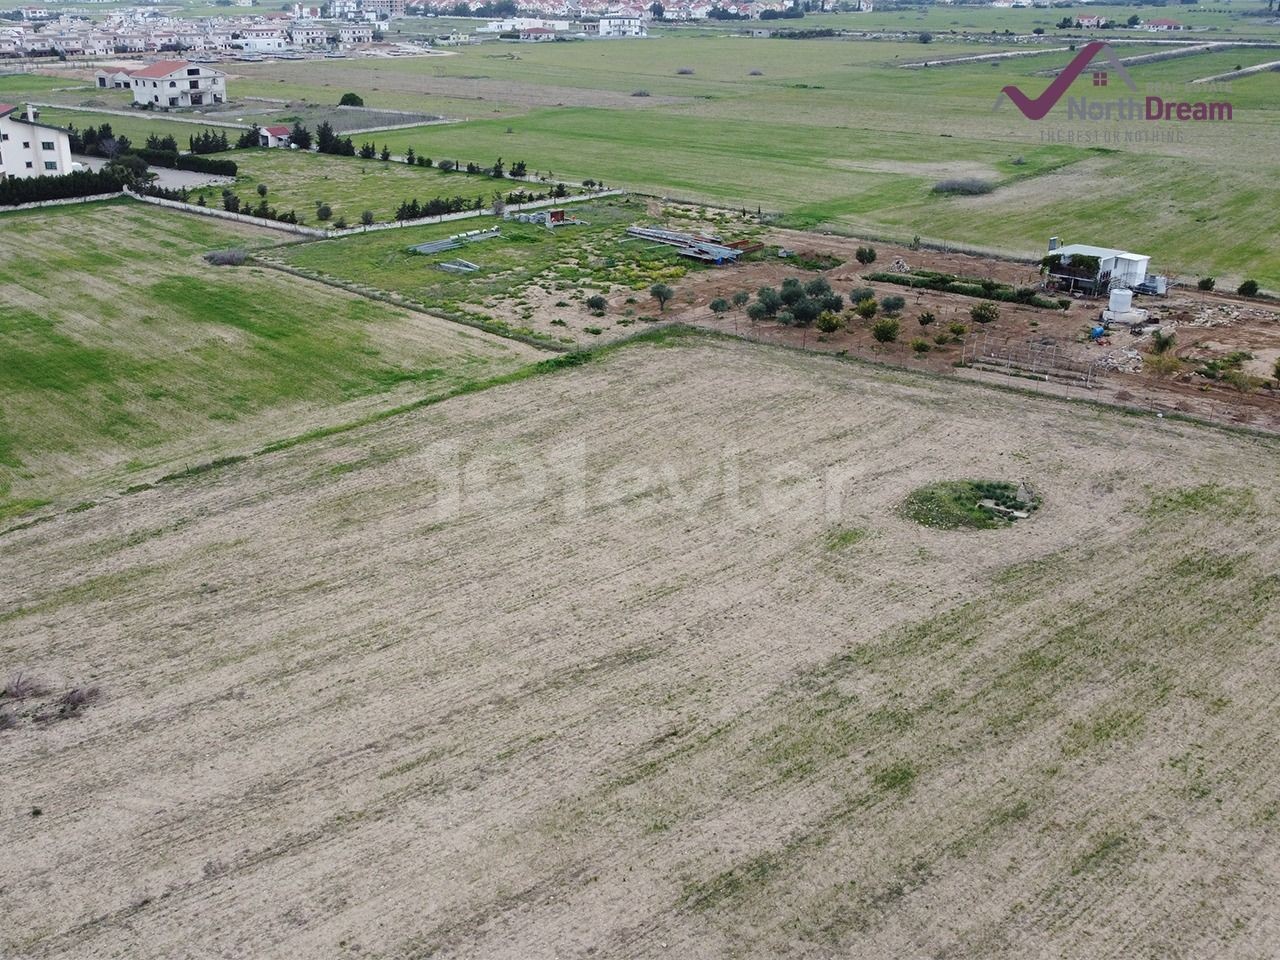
707;317;1278;437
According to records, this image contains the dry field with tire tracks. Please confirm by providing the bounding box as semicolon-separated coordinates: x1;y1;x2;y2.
2;334;1278;959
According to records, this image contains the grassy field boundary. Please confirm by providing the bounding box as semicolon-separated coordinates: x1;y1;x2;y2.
29;100;250;128
138;184;624;239
6;322;1275;542
247;254;571;351
0;191;126;213
736;327;1280;444
0;326;696;539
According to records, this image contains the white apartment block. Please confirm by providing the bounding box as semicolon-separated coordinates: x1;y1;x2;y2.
596;15;646;36
288;24;330;46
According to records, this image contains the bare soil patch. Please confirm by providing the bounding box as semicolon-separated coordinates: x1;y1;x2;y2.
3;336;1278;958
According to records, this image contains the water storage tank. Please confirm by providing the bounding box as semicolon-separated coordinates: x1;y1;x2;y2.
1109;288;1133;313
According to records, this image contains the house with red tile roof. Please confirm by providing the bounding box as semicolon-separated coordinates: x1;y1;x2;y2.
259;124;294;148
126;60;227;109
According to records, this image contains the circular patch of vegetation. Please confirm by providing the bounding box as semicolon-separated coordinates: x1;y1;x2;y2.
901;480;1040;530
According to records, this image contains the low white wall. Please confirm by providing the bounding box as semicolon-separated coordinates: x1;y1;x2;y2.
0;191;126;212
128;190;330;236
29;101;251;129
322;189;625;238
4;185;626;237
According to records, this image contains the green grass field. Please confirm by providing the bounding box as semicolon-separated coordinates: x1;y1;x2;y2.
0;199;538;519
226;36;1277;285
187;148;540;224
0;74;90;100
668;3;1280;37
277;196;704;333
15;27;1276;287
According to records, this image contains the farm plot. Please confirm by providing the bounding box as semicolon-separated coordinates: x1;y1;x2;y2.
238;36;1279;284
0;199;539;520
274;196;733;343
2;333;1278;958
186;148;552;225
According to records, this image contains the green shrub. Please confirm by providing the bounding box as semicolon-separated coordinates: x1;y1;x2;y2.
855;298;878;320
1151;329;1175;354
917;311;936;326
855;245;877;265
910;337;930;354
880;294;906;315
901;480;1039;530
816;311;843;334
970;302;1000;324
871;317;900;343
1198;276;1216;291
866;270;1059;309
1237;279;1259;297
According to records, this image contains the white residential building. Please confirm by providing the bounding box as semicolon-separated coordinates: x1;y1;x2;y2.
258;123;293;147
288;23;330;45
480;17;571;31
95;67;137;90
338;23;374;43
596;15;646;36
1049;242;1151;290
239;26;289;51
0;103;73;180
128;61;227;108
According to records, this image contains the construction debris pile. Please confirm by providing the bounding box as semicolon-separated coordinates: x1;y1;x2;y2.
1098;347;1144;373
625;226;761;265
408;227;501;256
507;209;586;228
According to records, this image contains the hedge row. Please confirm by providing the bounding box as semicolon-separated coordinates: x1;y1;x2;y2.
865;270;1063;309
0;167;128;206
132;148;238;177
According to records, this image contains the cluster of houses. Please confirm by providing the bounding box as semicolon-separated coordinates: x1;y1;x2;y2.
477;15;648;39
456;0;800;21
1074;15;1186;30
0;4;390;59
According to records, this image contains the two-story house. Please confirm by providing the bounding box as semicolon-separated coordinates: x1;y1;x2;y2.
0;103;73;180
128;60;227;108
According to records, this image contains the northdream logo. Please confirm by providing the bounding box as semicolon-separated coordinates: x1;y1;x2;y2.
994;41;1233;123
